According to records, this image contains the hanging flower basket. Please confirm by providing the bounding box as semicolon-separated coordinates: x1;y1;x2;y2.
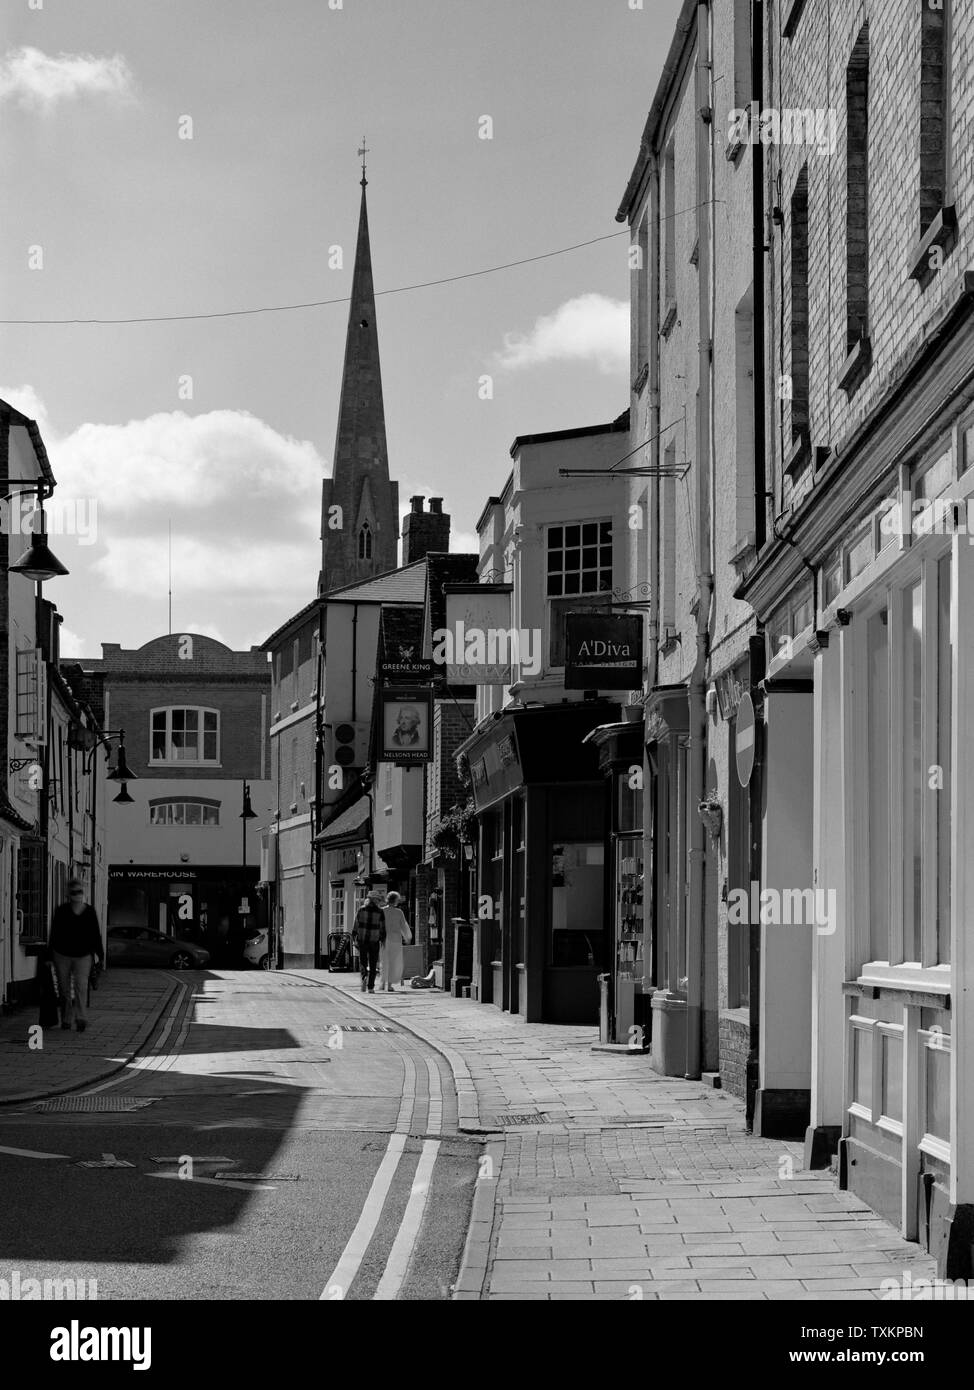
431;799;478;860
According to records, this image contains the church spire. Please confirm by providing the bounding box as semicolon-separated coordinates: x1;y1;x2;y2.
319;153;399;596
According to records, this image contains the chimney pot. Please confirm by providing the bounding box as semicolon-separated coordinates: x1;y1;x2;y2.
409;495;424;514
429;497;443;514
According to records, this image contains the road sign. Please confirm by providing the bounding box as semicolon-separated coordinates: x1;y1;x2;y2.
736;692;756;788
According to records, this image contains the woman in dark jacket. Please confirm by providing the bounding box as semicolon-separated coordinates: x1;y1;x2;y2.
49;878;104;1032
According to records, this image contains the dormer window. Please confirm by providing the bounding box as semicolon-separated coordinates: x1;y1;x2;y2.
358;522;373;560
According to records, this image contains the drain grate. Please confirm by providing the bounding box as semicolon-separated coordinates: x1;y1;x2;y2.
35;1096;159;1112
488;1111;550;1127
334;1023;398;1033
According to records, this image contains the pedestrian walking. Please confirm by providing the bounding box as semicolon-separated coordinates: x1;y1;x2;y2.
379;892;412;991
352;886;386;993
49;878;104;1033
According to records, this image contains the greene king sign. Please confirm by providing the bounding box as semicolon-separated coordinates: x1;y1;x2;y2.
565;613;643;690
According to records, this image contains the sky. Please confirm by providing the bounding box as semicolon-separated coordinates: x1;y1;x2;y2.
0;0;683;657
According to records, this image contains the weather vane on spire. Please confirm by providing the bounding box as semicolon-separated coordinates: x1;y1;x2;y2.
358;137;370;186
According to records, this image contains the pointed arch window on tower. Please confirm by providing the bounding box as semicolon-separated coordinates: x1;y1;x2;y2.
358;521;373;560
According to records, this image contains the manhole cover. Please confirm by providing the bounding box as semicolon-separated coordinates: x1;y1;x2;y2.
35;1096;159;1112
488;1112;550;1127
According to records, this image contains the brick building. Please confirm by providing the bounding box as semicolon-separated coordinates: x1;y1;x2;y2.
81;633;273;965
734;0;974;1274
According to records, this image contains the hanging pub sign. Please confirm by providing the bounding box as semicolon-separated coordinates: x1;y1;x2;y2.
379;688;433;764
565;612;643;690
378;643;434;683
436;585;515;685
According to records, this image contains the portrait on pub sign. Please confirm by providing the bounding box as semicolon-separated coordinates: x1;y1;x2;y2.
381;692;432;761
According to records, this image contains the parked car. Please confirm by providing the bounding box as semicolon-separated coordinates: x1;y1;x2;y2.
242;927;270;970
106;926;210;970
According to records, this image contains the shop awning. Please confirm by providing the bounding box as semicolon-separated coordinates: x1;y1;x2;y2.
315;794;370;847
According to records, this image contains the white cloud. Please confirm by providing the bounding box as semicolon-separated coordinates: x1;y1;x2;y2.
494;293;629;375
0;383;49;427
0;47;135;110
0;392;326;610
450;529;480;555
51;408;325;519
92;535;316;601
58;626;85;658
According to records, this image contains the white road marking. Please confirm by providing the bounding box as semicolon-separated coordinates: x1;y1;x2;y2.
147;1173;275;1192
0;1144;69;1159
78;1153;135;1168
373;1139;441;1300
319;1131;408;1300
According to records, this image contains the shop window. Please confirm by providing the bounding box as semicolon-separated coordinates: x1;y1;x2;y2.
860;552;952;972
550;842;605;968
107;882;149;928
16;839;44;938
150;707;219;764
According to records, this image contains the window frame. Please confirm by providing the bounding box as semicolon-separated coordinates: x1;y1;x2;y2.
148;798;221;827
852;538;953;987
149;706;221;767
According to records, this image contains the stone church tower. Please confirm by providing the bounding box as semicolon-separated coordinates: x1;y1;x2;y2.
318;162;399;596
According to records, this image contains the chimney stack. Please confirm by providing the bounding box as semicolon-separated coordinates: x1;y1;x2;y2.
402;496;451;564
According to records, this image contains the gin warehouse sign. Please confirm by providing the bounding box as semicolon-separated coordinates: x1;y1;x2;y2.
565;613;642;690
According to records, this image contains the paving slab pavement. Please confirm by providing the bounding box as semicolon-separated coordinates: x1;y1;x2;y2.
0;969;180;1104
307;970;938;1301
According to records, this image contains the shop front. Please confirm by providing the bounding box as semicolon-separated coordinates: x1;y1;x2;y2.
460;700;619;1024
583;714;646;1044
107;865;262;966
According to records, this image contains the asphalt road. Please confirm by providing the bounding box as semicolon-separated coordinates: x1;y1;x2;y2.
0;971;479;1300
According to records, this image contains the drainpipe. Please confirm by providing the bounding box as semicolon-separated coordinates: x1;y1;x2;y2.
686;0;714;1081
642;152;661;999
647;154;662;696
313;610;325;967
752;0;767;551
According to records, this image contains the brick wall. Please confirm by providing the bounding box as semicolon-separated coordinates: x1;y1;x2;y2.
719;1011;750;1100
92;634;270;783
770;0;974;511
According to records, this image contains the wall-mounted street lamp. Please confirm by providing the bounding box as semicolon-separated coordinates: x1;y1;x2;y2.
1;480;69;581
239;779;257;868
84;729;138;908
